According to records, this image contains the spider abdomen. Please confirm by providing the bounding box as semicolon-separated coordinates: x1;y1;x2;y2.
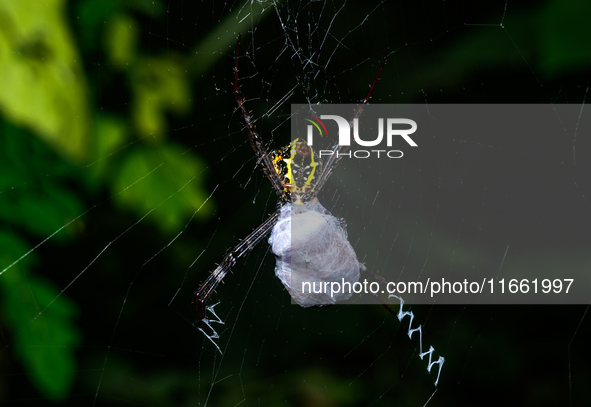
269;200;360;307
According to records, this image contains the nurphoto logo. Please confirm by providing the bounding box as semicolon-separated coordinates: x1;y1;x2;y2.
301;111;418;159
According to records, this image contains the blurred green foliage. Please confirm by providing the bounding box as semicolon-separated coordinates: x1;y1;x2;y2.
537;0;591;76
0;0;218;400
402;0;591;92
0;0;589;404
0;122;83;400
0;0;89;162
0;233;80;401
112;143;210;233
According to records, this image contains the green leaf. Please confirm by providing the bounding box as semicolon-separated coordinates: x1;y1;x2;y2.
112;144;213;233
105;13;139;68
130;56;191;139
86;114;130;191
75;0;124;51
0;121;85;241
16;183;84;240
537;0;591;76
0;0;90;163
0;230;81;401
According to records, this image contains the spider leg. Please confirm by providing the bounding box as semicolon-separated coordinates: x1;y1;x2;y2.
196;36;286;326
234;34;287;200
312;49;389;194
195;211;279;322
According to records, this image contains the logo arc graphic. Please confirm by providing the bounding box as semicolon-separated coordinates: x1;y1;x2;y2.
303;114;328;138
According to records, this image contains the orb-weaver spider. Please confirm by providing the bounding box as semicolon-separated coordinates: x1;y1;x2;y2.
196;34;385;332
195;37;444;387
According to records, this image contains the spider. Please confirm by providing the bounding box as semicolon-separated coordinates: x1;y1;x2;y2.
194;39;445;387
195;35;387;330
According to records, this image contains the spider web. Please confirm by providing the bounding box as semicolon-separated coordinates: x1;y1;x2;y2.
1;0;590;406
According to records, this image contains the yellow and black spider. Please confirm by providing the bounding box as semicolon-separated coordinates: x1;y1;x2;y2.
195;34;386;337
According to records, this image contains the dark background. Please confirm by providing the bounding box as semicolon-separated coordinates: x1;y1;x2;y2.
0;0;590;406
